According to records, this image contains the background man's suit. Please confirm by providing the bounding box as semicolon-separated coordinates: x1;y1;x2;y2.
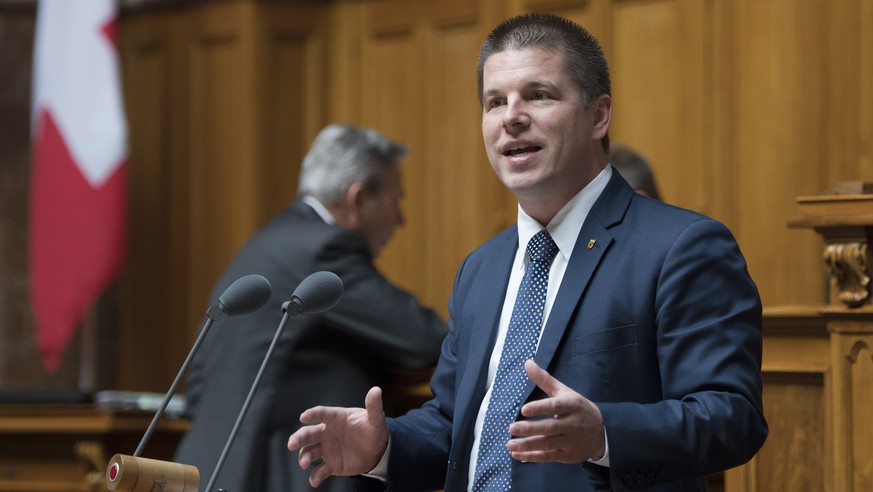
174;201;447;492
364;171;767;491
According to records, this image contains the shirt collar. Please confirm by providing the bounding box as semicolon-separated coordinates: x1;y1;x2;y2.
516;165;612;262
302;195;336;224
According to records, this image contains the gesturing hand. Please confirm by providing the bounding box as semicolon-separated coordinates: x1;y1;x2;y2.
506;360;605;464
288;386;390;488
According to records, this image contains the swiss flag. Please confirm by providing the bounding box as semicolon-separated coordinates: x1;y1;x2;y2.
30;0;128;372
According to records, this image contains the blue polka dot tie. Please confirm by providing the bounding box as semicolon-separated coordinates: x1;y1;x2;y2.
472;229;559;491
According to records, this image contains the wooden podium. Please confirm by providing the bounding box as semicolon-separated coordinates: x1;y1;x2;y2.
725;189;873;491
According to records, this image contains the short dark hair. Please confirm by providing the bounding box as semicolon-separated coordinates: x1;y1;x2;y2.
477;13;611;151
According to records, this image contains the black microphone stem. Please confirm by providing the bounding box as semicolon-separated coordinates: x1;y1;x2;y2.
204;310;292;492
134;317;216;458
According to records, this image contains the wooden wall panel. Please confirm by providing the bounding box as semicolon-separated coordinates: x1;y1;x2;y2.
861;1;873;179
824;0;864;185
605;0;833;307
254;3;328;221
510;0;610;43
118;11;187;390
729;0;831;306
605;0;869;308
186;2;259;330
117;1;328;388
609;0;709;214
359;20;427;299
255;35;308;217
420;13;510;311
709;0;737;228
348;0;515;316
821;0;873;187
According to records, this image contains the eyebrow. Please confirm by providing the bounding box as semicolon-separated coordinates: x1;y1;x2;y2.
482;79;561;99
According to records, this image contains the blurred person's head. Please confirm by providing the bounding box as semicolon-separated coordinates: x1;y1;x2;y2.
298;124;407;258
609;144;661;201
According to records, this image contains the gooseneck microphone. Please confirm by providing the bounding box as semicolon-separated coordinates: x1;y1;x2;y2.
209;273;275;320
106;274;272;491
283;270;345;315
204;271;344;492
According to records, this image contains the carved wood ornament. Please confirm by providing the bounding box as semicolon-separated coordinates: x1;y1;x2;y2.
824;242;870;307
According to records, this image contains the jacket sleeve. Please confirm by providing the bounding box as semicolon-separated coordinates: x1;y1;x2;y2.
372;252;477;491
598;219;768;489
314;230;448;368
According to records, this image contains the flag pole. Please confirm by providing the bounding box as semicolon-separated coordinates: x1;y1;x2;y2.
79;303;98;393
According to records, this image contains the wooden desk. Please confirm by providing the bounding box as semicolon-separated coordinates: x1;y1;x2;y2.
0;405;188;492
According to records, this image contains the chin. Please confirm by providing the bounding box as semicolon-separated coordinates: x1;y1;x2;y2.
500;174;541;195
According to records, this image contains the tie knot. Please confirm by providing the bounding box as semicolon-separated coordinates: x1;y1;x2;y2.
527;229;558;264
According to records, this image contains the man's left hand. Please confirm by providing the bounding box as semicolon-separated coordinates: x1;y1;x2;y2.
506;359;606;463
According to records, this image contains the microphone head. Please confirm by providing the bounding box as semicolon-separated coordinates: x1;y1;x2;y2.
285;271;343;315
217;274;272;317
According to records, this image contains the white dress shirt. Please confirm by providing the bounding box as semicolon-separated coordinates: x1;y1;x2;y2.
302;195;335;224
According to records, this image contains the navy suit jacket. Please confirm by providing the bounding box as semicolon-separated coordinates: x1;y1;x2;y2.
365;171;767;491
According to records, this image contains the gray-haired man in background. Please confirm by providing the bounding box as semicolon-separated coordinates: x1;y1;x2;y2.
174;124;447;492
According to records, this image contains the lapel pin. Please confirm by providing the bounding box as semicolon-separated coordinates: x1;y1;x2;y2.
587;239;596;250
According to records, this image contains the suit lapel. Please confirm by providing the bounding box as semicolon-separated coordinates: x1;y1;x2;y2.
530;171;634;391
532;221;612;375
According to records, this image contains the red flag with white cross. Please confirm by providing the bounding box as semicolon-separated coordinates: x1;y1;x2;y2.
30;0;128;372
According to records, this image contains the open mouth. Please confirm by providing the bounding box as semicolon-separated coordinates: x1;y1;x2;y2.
505;145;541;156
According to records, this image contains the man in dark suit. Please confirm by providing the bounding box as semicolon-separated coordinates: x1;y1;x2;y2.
288;14;767;491
173;124;448;491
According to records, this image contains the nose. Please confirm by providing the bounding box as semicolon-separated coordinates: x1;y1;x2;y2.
502;99;530;131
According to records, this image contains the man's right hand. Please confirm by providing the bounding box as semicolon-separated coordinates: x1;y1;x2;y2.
288;386;390;488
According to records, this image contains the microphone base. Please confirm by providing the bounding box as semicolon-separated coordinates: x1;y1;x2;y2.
106;454;200;491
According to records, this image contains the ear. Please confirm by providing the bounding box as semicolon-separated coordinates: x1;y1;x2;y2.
343;182;367;228
591;94;612;140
